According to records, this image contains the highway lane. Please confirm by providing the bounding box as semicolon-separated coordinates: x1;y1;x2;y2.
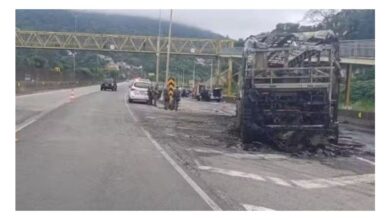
15;83;375;210
16;84;212;210
16;83;126;131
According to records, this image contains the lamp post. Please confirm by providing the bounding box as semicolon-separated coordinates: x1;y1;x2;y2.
67;50;77;81
192;61;196;88
191;48;196;88
182;69;184;87
73;14;78;81
210;59;213;91
73;52;76;80
165;9;173;84
155;10;162;85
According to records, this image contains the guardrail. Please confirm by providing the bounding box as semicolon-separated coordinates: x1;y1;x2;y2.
16;80;100;94
220;40;375;60
339;40;375;59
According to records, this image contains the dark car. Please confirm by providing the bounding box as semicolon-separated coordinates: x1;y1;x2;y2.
210;88;222;102
101;78;117;91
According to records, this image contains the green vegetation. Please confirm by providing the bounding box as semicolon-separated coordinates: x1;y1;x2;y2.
339;67;375;112
16;9;375;110
16;10;223;83
267;10;375;112
274;10;375;40
16;10;222;38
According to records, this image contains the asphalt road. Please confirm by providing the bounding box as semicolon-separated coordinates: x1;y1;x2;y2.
130;99;375;210
15;83;375;210
16;84;211;210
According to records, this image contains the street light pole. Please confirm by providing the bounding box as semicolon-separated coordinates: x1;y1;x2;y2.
210;59;213;91
73;14;78;81
96;54;99;81
165;9;173;84
192;61;196;88
182;69;184;87
155;10;162;85
73;53;76;80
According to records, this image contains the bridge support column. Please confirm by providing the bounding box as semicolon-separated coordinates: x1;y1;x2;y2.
344;64;353;109
215;56;220;86
227;57;233;96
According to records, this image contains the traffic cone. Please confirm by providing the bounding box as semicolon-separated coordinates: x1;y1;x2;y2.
69;89;75;102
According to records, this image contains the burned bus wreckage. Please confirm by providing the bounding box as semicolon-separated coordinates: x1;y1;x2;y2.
236;30;341;152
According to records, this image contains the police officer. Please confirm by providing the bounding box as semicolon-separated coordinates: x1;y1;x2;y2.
147;86;153;105
173;86;181;111
163;86;169;110
152;84;159;106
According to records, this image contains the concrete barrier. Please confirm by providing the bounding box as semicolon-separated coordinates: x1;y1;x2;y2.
338;109;375;129
221;95;374;129
16;82;127;131
16;81;100;95
223;95;236;103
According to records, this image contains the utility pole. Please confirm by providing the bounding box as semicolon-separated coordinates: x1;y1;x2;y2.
96;54;99;81
182;69;185;87
192;61;196;88
155;10;162;85
210;59;213;91
165;9;173;84
73;14;78;81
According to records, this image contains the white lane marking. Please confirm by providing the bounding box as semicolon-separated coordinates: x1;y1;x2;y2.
196;163;374;190
16;118;37;132
191;148;222;154
191;148;287;160
230;153;287;160
16;101;65;132
197;165;266;182
356;157;375;166
194;159;201;167
123;95;221;211
15;83;122;132
242;203;275;211
16;82;126;98
266;176;292;187
291;173;375;189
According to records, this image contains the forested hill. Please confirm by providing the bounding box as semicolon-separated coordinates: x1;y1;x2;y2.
16;10;223;39
15;10;224;84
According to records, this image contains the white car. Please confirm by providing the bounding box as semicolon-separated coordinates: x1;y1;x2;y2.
127;79;151;103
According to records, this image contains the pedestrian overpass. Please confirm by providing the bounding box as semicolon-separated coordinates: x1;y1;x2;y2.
16;30;374;107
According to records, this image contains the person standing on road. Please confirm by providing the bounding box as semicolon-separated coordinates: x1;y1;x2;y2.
147;86;153;105
163;86;169;110
152;84;159;107
173;86;181;111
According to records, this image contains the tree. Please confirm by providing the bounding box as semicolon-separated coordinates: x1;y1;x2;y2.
235;38;245;47
273;23;299;33
27;56;47;68
302;10;339;27
301;9;375;40
328;10;375;39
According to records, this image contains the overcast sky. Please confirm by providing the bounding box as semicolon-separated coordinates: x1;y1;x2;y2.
97;10;308;39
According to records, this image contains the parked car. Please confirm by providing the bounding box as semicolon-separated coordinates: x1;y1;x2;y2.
210;88;223;102
101;78;117;91
127;79;151;103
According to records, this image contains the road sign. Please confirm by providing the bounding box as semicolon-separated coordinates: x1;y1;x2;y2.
167;77;176;98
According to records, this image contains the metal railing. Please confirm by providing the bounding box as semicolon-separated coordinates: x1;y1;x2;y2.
221;40;375;60
15;30;374;60
339;40;375;59
15;30;234;57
